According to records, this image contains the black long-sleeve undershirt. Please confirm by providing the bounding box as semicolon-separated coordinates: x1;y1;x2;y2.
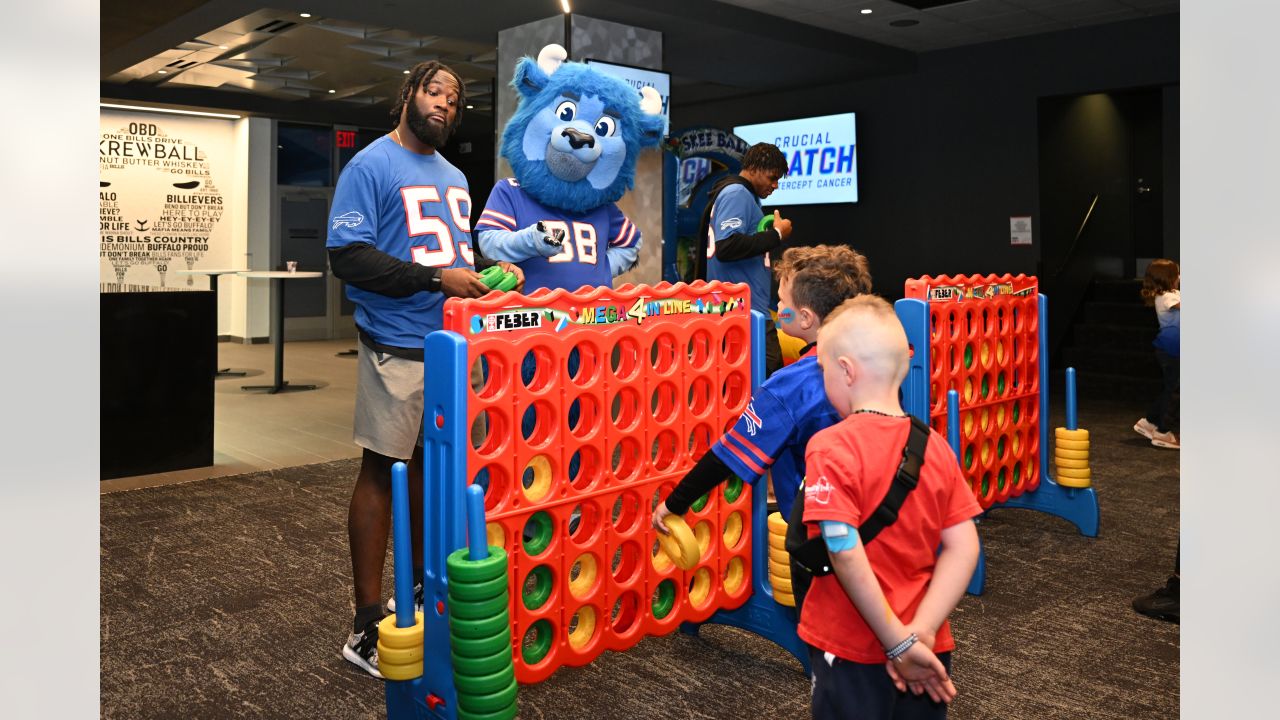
664;450;737;515
328;243;497;298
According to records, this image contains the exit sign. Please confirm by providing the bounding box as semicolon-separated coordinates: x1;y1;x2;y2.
335;130;356;148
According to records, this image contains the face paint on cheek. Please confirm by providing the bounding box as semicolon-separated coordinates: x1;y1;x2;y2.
778;308;796;325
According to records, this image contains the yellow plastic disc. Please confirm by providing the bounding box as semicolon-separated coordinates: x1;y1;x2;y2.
722;512;744;550
378;612;425;650
1054;457;1090;470
768;557;790;578
1056;466;1092;479
770;576;793;597
658;515;700;570
1055;427;1089;441
1056;473;1092;488
379;657;424;681
723;557;746;594
1055;438;1090;451
768;544;790;565
567;605;597;650
378;640;424;665
1055;448;1090;460
486;522;506;550
768;533;787;552
773;588;796;607
767;512;788;534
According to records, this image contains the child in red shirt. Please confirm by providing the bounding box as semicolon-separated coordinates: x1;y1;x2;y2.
800;295;981;719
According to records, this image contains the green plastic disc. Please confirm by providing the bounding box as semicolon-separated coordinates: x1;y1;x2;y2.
521;565;554;611
452;646;513;678
521;512;554;556
451;629;513;659
447;546;508;583
449;573;509;603
652;579;676;619
455;665;516;697
458;677;519;715
689;493;709;513
456;702;517;720
450;612;511;640
449;592;510;621
724;476;744;503
756;213;775;233
521;619;553;665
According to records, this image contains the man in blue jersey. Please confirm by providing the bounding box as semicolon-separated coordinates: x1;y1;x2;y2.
326;62;523;678
695;143;795;376
652;244;871;586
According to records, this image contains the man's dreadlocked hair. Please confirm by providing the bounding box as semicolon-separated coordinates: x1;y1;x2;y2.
390;61;466;129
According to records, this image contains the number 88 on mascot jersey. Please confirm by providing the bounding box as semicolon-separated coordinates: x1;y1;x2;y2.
476;44;665;292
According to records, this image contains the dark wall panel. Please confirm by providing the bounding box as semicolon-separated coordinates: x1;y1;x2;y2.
674;15;1178;298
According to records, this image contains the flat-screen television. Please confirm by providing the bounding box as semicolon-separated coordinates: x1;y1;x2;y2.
733;112;858;205
584;59;671;136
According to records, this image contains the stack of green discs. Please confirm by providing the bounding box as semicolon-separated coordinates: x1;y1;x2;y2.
447;546;518;720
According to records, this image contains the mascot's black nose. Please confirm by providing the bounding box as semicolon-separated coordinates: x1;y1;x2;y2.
562;128;596;150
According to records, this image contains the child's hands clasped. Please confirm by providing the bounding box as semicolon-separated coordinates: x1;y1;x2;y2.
884;640;956;704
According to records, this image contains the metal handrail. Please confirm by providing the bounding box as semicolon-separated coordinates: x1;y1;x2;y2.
1048;193;1099;279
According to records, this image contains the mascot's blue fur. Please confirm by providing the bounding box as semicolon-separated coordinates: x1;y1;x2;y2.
501;54;664;214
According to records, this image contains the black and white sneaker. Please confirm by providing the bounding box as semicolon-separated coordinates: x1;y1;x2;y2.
342;622;383;678
386;582;424;614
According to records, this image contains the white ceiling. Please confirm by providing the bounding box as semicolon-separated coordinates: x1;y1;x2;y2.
717;0;1178;52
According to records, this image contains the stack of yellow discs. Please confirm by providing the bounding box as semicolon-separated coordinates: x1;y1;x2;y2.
378;611;426;681
1053;427;1091;488
767;512;794;607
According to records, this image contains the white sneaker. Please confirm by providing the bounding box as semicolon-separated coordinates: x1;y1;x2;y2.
342;625;383;679
386;582;423;614
1150;430;1179;449
1133;417;1157;440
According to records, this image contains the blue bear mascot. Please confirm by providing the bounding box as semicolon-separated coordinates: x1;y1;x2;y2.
476;44;665;292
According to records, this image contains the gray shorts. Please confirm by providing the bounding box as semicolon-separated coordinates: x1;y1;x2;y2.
353;343;424;460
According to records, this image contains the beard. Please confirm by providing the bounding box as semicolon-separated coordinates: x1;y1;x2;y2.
406;98;453;149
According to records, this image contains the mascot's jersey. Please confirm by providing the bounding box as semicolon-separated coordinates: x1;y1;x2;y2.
476;178;640;292
710;348;839;517
707;183;774;313
326;136;474;348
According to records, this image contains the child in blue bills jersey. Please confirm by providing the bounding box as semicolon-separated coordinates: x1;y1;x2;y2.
652;244;871;525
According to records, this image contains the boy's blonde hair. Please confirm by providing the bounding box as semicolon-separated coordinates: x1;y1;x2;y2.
773;244;872;322
820;295;910;387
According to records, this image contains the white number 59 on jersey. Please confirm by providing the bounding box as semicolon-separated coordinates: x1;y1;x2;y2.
403;185;473;268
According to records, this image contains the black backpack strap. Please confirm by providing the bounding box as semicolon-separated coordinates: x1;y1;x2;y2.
784;415;932;576
858;415;931;545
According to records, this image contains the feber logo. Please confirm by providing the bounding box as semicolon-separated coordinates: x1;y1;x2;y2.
806;476;833;505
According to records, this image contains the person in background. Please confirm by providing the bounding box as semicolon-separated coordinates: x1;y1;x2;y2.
695;143;794;376
799;296;981;719
326;61;523;678
1133;259;1180;449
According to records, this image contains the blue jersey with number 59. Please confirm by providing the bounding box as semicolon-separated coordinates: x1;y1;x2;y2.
327;135;474;348
475;178;638;293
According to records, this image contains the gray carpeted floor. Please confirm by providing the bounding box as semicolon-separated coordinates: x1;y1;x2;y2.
101;397;1178;719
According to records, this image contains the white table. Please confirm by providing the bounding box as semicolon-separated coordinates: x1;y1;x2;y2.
175;269;248;377
237;270;326;394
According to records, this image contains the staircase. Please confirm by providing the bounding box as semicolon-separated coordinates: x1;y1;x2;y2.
1057;279;1162;402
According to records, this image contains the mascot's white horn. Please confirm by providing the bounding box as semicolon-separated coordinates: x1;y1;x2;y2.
639;86;663;116
537;44;567;76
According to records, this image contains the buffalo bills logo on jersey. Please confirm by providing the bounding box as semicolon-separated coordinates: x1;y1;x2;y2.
806;476;833;505
742;402;764;437
332;210;365;230
719;217;743;232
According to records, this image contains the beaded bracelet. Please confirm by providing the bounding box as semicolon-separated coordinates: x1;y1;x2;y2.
885;633;919;662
